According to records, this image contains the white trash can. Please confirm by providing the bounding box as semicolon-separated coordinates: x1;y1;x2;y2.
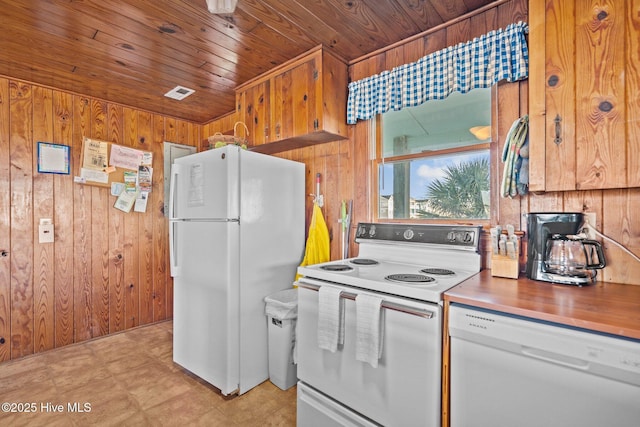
264;288;298;390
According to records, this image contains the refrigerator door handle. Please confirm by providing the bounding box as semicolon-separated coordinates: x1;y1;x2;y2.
169;220;180;277
169;163;180;220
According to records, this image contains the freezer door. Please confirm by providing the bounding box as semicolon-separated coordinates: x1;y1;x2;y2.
170;146;239;220
172;220;240;395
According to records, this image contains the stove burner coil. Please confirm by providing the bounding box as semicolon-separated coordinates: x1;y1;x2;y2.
350;258;379;265
420;268;455;276
320;264;354;272
385;274;435;283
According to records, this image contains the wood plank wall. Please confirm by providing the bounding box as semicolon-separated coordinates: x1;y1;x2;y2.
206;0;640;285
0;77;199;363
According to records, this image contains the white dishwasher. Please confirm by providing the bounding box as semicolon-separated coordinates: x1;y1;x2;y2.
449;304;640;427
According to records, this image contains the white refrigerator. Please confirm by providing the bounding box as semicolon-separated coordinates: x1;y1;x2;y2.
169;145;305;395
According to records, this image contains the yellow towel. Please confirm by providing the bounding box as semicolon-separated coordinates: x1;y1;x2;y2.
296;203;330;280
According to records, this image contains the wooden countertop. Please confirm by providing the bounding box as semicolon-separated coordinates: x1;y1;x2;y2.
444;270;640;340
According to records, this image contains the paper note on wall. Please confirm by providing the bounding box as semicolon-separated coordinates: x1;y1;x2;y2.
138;166;153;193
110;145;144;170
114;188;138;213
134;192;149;213
83;138;108;170
141;152;153;166
111;182;125;196
81;167;109;184
124;171;137;193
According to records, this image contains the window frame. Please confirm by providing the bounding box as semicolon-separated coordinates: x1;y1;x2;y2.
370;91;495;226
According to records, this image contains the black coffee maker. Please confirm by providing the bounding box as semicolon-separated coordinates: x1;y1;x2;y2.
526;212;606;285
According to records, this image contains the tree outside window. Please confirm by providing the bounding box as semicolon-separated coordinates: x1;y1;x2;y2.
376;88;491;222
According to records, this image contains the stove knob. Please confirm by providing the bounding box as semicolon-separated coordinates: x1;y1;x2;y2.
403;229;414;240
369;225;376;237
463;232;474;243
447;231;456;242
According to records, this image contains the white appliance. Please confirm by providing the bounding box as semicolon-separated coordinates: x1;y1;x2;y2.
296;222;482;426
449;304;640;427
169;145;304;395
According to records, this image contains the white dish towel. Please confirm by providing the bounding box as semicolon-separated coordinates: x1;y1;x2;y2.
317;286;344;352
355;293;384;368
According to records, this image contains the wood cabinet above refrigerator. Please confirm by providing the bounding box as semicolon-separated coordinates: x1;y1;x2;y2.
528;0;640;192
235;45;348;154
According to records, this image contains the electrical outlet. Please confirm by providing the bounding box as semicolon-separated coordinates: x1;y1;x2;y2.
584;212;597;239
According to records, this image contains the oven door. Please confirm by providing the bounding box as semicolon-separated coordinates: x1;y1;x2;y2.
297;382;380;427
296;278;443;427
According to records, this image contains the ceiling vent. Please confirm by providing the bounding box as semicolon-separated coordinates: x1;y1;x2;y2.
206;0;237;14
164;86;195;100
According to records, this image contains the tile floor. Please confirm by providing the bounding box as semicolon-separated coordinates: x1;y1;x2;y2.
0;321;297;426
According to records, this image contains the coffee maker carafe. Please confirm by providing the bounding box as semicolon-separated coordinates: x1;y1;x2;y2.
526;213;606;285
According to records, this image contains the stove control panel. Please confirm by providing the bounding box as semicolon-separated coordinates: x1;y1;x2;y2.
447;231;475;243
356;222;481;250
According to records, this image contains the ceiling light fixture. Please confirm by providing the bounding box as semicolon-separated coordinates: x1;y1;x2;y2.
469;125;491;141
206;0;237;14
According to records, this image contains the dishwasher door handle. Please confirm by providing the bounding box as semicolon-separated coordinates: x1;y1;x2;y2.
521;346;589;370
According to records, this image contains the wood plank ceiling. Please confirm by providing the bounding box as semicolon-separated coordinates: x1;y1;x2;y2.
0;0;497;123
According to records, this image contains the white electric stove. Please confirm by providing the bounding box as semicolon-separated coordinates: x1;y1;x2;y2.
297;222;482;303
296;222;483;427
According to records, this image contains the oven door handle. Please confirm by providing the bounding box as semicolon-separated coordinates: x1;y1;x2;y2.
296;282;435;319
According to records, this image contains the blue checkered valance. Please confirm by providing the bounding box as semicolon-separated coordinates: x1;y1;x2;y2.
346;21;529;124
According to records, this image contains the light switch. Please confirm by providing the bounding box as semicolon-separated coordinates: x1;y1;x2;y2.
39;219;54;244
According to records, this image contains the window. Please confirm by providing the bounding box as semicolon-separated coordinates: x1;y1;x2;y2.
375;88;491;221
